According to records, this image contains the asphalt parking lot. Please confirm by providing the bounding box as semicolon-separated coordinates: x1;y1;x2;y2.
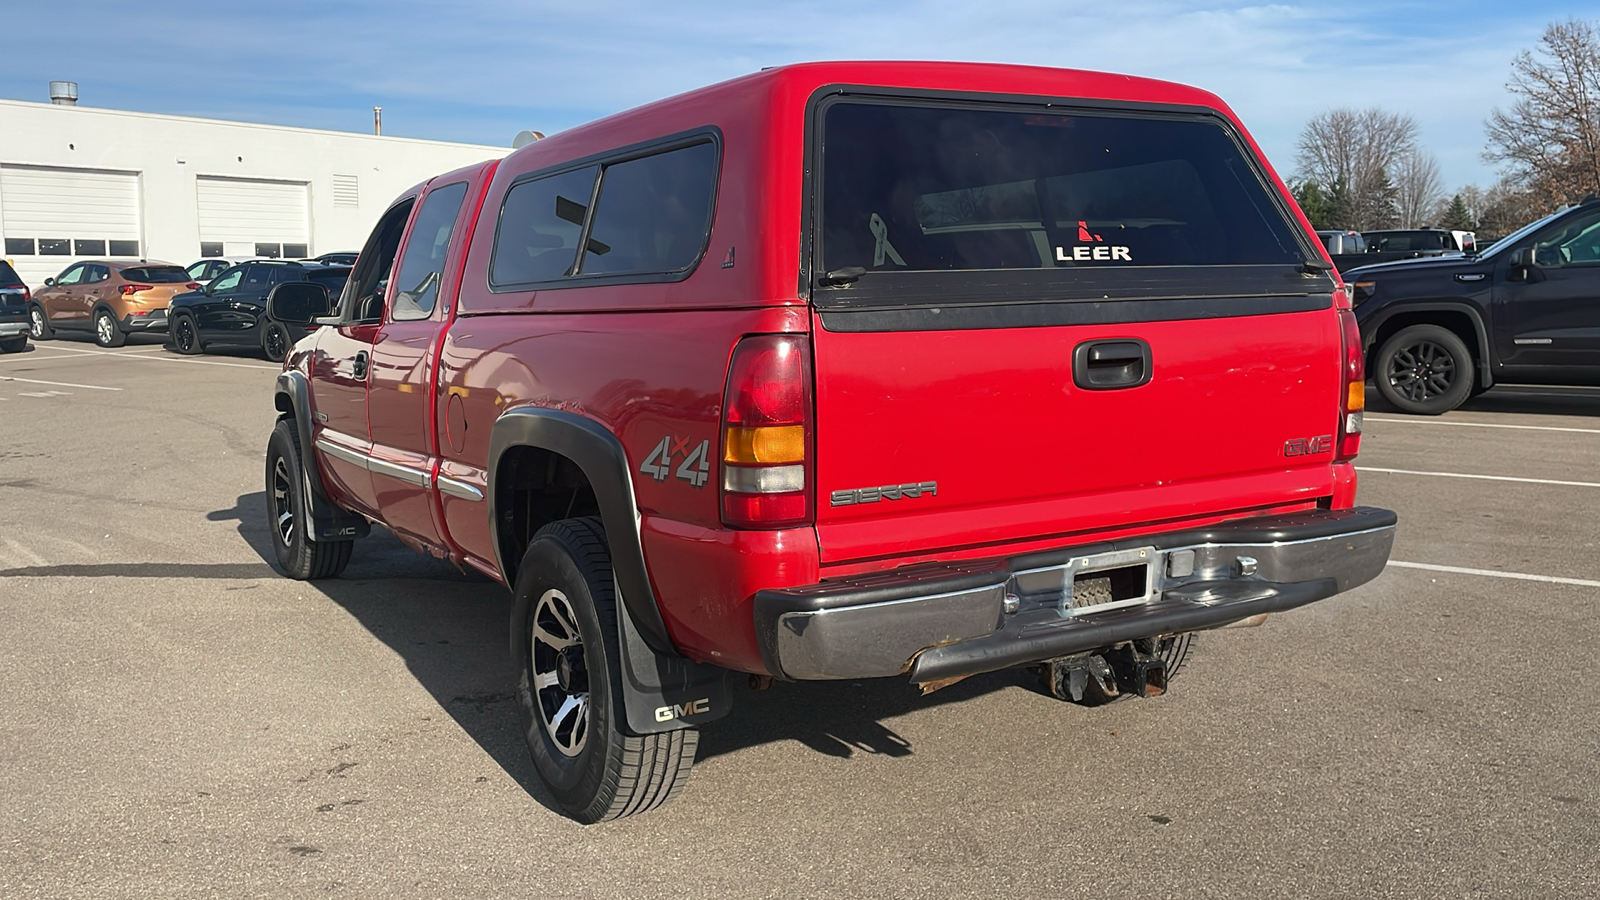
2;333;1597;899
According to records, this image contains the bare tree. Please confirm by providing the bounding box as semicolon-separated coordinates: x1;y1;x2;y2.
1295;108;1420;229
1392;150;1445;227
1485;18;1600;207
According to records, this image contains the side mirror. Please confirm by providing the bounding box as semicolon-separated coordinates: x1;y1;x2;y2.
1509;247;1534;268
265;282;332;325
43;278;54;286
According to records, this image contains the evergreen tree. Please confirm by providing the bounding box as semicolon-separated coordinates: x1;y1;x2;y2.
1440;193;1475;231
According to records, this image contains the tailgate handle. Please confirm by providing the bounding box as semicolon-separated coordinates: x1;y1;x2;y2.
1073;339;1152;390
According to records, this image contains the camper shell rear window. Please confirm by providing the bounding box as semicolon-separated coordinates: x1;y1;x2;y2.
813;97;1318;307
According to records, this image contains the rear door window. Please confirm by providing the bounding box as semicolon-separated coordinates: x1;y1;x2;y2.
391;181;469;320
817;100;1310;301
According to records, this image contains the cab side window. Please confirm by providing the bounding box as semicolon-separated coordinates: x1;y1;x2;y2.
391;181;469;321
344;200;416;324
55;264;87;285
1533;210;1600;267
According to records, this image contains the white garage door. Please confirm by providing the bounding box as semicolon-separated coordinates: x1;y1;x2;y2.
0;165;142;289
196;176;310;259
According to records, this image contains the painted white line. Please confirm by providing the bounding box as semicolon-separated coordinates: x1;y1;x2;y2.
1365;417;1600;435
0;374;120;391
37;344;278;371
0;354;93;364
1358;467;1600;489
1389;560;1600;589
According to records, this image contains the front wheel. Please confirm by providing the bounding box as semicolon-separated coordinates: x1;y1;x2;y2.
93;308;126;348
265;418;353;579
29;305;54;340
169;313;203;355
511;517;698;823
1374;323;1474;415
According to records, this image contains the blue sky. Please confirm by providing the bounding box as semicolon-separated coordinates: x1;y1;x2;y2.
2;1;1592;194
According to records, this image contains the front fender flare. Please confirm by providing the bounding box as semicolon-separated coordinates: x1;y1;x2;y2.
272;371;370;541
1361;301;1495;389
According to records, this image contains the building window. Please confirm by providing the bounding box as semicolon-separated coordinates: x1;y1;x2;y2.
4;238;34;256
255;243;281;259
200;242;224;258
109;240;140;257
39;239;70;255
282;243;308;259
332;174;359;208
75;239;106;256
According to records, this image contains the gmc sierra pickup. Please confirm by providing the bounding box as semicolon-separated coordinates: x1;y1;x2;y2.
264;61;1396;822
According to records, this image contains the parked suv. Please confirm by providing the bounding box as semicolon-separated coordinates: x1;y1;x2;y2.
28;260;199;347
1350;197;1600;413
1;259;29;352
167;260;351;361
264;62;1395;822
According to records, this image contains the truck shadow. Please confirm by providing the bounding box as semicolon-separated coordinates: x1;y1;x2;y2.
212;492;1034;807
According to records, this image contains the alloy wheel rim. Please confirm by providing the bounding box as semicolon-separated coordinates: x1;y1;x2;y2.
271;456;295;546
96;314;113;344
1388;340;1456;402
176;319;195;352
265;326;286;360
530;588;590;758
30;308;45;337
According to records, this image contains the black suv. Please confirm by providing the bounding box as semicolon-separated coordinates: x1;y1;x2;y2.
0;259;28;353
1350;198;1600;414
166;260;351;362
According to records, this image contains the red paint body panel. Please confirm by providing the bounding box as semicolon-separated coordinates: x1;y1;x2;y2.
293;61;1367;675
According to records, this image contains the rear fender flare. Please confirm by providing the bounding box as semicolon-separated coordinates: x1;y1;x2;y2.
489;407;731;735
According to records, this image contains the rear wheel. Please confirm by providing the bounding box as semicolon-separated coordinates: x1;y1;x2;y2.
262;321;291;363
169;313;203;355
265;418;354;579
93;308;126;348
1374;324;1474;415
28;305;53;340
512;516;698;823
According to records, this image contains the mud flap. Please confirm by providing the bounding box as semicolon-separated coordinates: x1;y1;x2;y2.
615;582;733;735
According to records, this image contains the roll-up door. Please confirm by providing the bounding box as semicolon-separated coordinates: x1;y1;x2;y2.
0;165;142;289
196;176;311;259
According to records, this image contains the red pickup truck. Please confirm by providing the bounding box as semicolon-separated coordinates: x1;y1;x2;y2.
264;61;1396;823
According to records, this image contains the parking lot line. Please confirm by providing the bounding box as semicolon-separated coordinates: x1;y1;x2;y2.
0;374;120;391
34;344;279;371
1358;466;1600;489
1365;417;1600;435
1389;560;1600;589
0;354;94;364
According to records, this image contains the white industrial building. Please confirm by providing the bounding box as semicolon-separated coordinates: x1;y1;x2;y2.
0;87;507;288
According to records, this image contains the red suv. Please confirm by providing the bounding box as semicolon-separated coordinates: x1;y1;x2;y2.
265;62;1395;822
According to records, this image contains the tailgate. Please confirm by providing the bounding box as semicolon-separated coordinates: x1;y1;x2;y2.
806;93;1339;564
811;308;1341;563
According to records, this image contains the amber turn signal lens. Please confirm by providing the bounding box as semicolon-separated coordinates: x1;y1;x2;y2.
724;425;805;464
1347;380;1365;411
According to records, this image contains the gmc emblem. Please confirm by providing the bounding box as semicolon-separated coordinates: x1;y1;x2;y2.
1283;435;1333;457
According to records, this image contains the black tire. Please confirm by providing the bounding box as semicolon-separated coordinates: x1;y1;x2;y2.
92;308;126;348
28;304;53;340
262;321;291;363
511;516;698;823
1374;323;1474;415
0;334;25;353
265;418;354;579
169;313;203;355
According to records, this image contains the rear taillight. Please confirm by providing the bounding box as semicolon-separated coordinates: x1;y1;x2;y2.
720;334;812;529
120;284;153;295
1336;308;1364;462
185;282;201;290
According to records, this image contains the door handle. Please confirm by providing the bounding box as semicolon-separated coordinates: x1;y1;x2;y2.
352;351;369;380
1073;339;1152;390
